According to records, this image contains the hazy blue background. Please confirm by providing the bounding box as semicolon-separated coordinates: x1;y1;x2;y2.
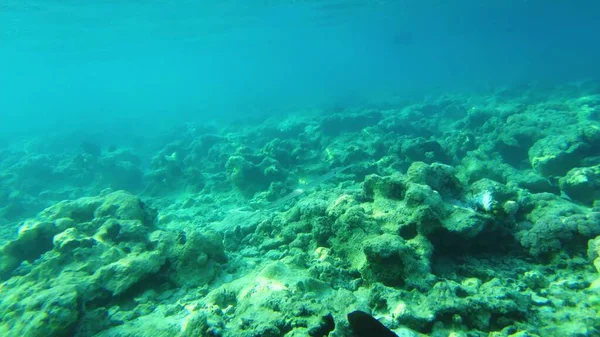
1;0;599;143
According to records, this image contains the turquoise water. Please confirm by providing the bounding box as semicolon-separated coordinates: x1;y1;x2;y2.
2;1;599;138
1;1;600;336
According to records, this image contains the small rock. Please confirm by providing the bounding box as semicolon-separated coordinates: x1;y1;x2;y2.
531;294;550;306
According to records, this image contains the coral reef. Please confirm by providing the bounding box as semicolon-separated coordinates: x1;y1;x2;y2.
1;83;599;337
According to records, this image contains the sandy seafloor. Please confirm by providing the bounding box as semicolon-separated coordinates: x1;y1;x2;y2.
1;82;599;337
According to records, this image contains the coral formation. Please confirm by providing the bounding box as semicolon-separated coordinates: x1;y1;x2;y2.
1;83;599;336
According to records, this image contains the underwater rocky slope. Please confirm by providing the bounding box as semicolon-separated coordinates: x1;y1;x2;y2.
0;82;599;336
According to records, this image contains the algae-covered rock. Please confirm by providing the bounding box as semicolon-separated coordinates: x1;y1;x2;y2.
0;284;79;337
371;276;530;333
516;212;600;257
424;277;529;332
361;234;433;289
320;111;381;136
508;170;559;194
92;251;166;296
404;182;445;211
528;133;591;177
0;190;228;337
39;189;154;224
442;207;491;239
400;138;450;164
522;270;548;290
2;84;599;337
362;173;406;200
559;165;600;205
52;227;95;252
225;154;288;197
179;312;211;337
94;190;155;221
0;190;156;280
588;236;600;262
405;161;462;199
458;154;508;185
0;220;58;280
162;229;227;287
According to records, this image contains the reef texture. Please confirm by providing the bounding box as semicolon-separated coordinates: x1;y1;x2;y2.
1;83;599;337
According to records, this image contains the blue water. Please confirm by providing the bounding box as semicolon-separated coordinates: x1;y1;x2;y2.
2;2;600;336
1;0;599;140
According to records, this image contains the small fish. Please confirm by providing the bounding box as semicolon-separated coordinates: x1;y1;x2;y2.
347;310;398;337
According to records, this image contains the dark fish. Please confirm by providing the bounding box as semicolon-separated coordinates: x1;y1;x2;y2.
348;311;398;337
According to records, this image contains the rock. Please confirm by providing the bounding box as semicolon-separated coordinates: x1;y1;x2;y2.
443;207;490;239
361;234;433;289
559;165;600;205
400;138;450;164
531;294;550;306
92;251;166;296
405;162;462;198
362;174;406;200
528;134;591;178
3;285;79;337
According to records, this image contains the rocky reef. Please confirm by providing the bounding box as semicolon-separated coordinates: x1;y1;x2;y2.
1;83;599;336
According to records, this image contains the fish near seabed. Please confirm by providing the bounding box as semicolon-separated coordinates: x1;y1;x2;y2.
347;310;398;337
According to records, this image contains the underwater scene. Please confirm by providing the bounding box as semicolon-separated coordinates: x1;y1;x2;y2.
1;1;600;336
